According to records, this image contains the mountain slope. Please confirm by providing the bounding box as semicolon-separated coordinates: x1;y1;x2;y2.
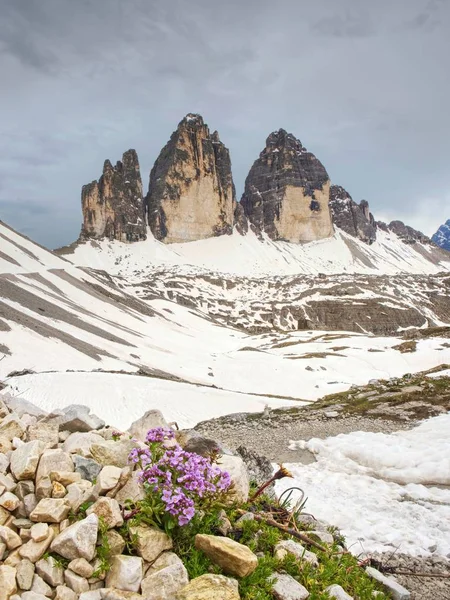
2;220;449;428
432;219;450;251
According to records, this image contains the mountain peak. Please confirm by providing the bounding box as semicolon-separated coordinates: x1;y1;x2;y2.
432;219;450;250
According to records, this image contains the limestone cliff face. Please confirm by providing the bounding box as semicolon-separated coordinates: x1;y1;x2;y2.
329;185;376;244
240;130;333;242
81;150;146;242
146;114;235;243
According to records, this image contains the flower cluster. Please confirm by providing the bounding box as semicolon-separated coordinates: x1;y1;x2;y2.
129;428;231;528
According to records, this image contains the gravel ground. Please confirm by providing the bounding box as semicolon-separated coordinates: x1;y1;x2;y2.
195;410;450;600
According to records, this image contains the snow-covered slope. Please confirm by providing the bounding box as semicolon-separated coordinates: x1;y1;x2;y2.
68;227;450;277
63;227;450;336
2;220;449;427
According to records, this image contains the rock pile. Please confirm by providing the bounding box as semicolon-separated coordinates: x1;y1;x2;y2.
0;396;409;600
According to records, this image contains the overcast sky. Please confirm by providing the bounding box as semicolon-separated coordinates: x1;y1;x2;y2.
1;0;449;248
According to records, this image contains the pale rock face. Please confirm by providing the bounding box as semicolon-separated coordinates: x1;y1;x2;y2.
36;450;74;482
64;570;89;594
271;573;310;600
19;529;55;563
30;498;70;523
81;150;146;243
129;524;172;563
105;556;143;593
86;497;123;528
0;565;18;600
175;574;240;600
241;129;334;243
127;409;168;443
50;514;99;561
274;540;319;567
141;562;189;600
16;559;36;590
10;441;46;481
146;114;235;243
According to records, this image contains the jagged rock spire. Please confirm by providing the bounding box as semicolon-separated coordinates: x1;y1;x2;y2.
146;114;236;243
81;150;146;242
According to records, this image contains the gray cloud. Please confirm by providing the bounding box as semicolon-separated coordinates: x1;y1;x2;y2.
1;0;449;248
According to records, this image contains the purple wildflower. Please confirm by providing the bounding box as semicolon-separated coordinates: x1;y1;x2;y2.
145;427;176;443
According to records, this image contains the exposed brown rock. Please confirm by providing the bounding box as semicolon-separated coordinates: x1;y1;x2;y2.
241;129;334;242
81;150;146;242
146;114;235;243
329;185;376;244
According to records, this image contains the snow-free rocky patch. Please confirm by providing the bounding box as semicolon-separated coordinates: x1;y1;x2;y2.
0;393;401;600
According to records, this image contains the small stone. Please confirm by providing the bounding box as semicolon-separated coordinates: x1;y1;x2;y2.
275;540;319;567
272;573;310;600
64;570;90;594
56;404;105;433
87;497;123;528
365;567;410;600
21;593;47;600
0;414;26;441
0;492;20;511
52;482;67;498
36;450;74;482
95;466;122;495
36;556;65;586
127;410;168;443
325;584;353;599
10;441;45;481
0;524;22;550
31;523;49;543
30;573;53;597
35;479;53;501
30;498;70;523
309;531;334;545
68;558;95;579
105;556;143;592
55;585;78;600
90;440;138;468
63;433;104;455
324;411;339;418
0;565;17;600
234;512;254;529
0;541;6;560
129;524;172;563
113;473;145;506
19;529;55;563
216;510;232;536
15;482;35;501
141;562;189;600
175;574;239;600
16;559;35;590
0;507;9;526
51;514;99;561
79;592;103;600
27;423;59;449
105;530;126;556
23;494;38;517
4;548;22;567
145;552;184;576
0;474;16;493
50;472;82;486
195;534;258;577
72;456;102;483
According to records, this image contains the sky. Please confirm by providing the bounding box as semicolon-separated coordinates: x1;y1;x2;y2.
1;0;449;249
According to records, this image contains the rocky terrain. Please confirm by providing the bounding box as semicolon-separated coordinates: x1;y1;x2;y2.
329;186;376;245
432;219;450;251
130;268;450;334
81;151;146;243
241;130;334;243
146;114;236;243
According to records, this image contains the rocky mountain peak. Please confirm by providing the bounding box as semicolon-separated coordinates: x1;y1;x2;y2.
329;184;376;244
81;149;146;242
146;113;236;243
432;219;450;251
240;130;333;242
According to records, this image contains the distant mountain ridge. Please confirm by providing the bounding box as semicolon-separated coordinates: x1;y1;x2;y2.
433;219;450;251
